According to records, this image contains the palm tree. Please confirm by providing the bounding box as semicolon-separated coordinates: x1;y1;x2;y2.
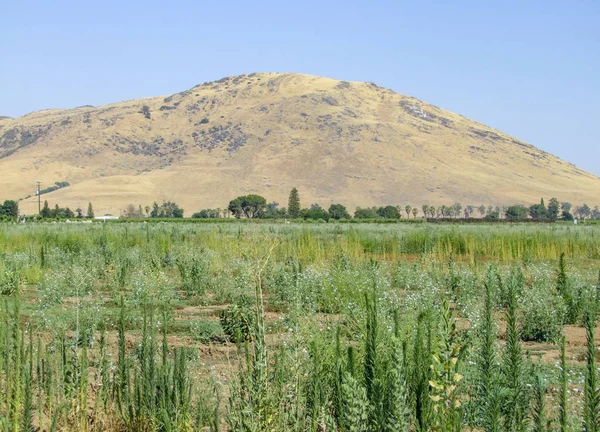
422;205;429;218
412;207;419;218
405;205;412;219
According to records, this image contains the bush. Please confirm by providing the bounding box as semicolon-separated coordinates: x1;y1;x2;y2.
220;295;255;342
190;320;225;343
520;277;566;343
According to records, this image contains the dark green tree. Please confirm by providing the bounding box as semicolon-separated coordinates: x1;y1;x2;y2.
151;202;159;218
577;204;592;220
378;205;401;219
287;187;301;218
0;200;18;218
547;198;560;220
505;205;528;220
303;204;329;221
529;203;548;219
228;195;266;218
41;200;52;218
328;203;350;220
87;202;95;218
354;207;380;219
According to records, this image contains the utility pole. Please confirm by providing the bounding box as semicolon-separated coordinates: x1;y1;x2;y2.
36;182;41;214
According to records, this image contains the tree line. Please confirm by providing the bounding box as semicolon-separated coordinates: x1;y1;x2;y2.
187;189;600;222
3;189;600;222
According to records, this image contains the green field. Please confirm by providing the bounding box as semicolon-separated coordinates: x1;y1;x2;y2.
1;222;599;431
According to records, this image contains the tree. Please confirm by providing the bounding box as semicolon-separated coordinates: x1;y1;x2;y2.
303;204;329;221
505;205;528;220
354;207;380;219
87;202;95;218
412;207;419;218
287;187;301;218
561;202;572;213
41;200;51;218
577;204;592;220
453;203;462;218
123;204;144;218
478;205;486;217
328;203;350;220
228;195;266;219
547;198;560;221
0;200;18;218
405;205;412;219
192;209;220;218
263;202;287;219
145;205;151;217
150;201;184;218
593;206;600;220
561;210;574;221
76;208;83;218
466;205;474;218
529;203;548;219
151;202;159;218
422;205;429;218
378;205;401;219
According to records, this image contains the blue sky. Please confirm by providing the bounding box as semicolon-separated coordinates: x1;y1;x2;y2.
2;0;599;175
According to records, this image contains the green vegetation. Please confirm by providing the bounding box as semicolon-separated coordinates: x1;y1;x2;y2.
37;181;70;196
0;221;599;431
150;201;184;218
0;199;18;219
287;187;301;218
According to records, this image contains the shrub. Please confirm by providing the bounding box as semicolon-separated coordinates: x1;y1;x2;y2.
220;295;255;342
190;320;225;343
520;277;566;343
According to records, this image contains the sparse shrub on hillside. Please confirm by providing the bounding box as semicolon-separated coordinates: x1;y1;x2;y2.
139;105;151;119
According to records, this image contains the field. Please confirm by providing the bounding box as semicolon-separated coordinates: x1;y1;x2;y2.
1;221;600;431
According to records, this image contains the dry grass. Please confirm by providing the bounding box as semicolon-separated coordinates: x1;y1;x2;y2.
1;72;599;216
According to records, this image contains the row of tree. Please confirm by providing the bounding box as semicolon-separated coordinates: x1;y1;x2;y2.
122;201;184;218
188;189;598;221
39;201;95;219
3;189;599;222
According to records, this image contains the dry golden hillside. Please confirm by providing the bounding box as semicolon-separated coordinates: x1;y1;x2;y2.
1;72;598;216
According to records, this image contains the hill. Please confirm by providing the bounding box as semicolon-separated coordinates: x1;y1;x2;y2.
1;72;598;216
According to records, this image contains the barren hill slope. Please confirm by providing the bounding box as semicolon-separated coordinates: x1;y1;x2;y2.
1;72;598;216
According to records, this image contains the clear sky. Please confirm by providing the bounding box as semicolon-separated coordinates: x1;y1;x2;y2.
2;1;599;176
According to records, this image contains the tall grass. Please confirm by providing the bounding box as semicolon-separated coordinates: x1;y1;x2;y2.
0;221;599;430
